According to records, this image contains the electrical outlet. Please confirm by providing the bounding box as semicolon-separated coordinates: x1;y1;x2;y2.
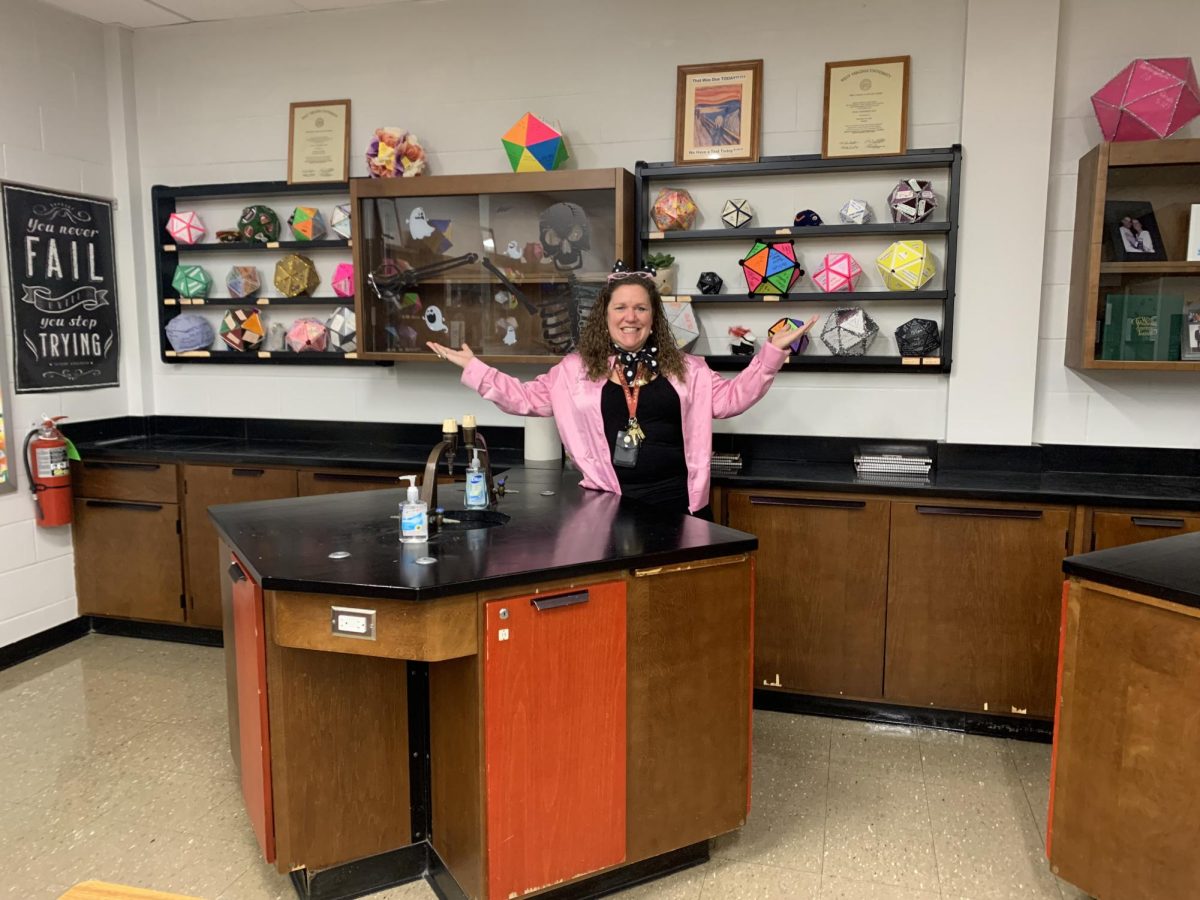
330;606;377;640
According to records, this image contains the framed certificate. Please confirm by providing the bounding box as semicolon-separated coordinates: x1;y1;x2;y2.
822;56;909;159
674;59;763;165
288;99;351;184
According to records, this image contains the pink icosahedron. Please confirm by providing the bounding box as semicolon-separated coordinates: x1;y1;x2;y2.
1091;57;1200;141
811;252;863;293
332;262;355;298
166;211;205;245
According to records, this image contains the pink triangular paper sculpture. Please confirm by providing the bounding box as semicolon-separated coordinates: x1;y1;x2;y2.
1091;57;1200;141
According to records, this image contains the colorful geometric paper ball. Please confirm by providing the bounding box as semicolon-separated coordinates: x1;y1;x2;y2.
326;306;357;353
839;199;873;225
888;180;937;224
274;254;320;297
286;317;329;352
651;188;698;232
697;271;724;295
164;314;213;352
288;206;326;241
895;318;941;357
876;241;936;291
165;211;204;245
238;205;280;243
220;309;266;352
812;253;863;293
769;317;810;354
366;127;427;178
820;307;879;356
793;209;823;227
502;112;569;173
226;266;261;299
330;203;352;240
332;262;355;298
1091;58;1200;141
721;199;754;229
171;264;211;299
740;240;803;296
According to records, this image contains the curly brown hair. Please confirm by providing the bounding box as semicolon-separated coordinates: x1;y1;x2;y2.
577;275;687;381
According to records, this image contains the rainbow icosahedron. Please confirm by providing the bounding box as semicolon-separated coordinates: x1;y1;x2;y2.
502;113;569;173
288;206;326;241
740;240;802;296
171;264;211;299
768;317;810;354
332;262;355;298
877;240;936;291
812;253;863;293
220;309;265;351
1091;57;1200;141
166;211;205;245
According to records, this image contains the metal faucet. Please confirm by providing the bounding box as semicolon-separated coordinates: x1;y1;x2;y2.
420;419;459;510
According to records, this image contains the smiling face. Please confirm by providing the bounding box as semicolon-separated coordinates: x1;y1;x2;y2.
607;283;654;352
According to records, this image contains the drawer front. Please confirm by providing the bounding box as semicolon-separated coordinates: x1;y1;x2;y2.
297;469;408;497
74;459;178;503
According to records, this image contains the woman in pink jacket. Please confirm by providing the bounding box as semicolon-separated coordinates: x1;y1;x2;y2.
429;268;815;517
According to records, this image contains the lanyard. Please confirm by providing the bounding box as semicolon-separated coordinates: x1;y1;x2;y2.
615;364;641;421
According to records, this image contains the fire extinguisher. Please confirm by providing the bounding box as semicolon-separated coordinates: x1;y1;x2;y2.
23;416;73;527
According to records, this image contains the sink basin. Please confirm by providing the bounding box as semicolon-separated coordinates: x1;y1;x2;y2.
439;509;510;531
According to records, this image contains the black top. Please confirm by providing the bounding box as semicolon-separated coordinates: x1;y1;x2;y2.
601;376;689;513
1063;531;1200;611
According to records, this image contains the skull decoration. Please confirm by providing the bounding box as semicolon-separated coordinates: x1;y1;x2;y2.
539;202;590;271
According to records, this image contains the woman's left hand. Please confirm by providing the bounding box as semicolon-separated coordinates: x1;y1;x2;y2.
768;314;819;350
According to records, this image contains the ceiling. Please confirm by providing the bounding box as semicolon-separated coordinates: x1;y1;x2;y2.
38;0;412;29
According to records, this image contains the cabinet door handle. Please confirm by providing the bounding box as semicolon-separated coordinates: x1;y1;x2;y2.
312;472;399;484
749;496;867;510
84;499;163;512
229;562;247;583
531;590;589;611
83;461;161;471
915;505;1043;520
231;468;265;477
1130;516;1186;529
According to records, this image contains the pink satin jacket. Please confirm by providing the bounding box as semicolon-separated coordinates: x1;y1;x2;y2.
462;343;787;512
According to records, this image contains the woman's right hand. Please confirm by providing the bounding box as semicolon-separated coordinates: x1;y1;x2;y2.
427;341;476;369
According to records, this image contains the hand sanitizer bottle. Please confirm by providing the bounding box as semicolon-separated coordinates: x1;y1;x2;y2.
465;449;489;510
398;475;428;543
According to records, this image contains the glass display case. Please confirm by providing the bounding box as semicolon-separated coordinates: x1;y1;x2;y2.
351;169;634;363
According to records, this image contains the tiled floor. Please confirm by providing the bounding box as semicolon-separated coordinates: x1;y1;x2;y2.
0;635;1087;900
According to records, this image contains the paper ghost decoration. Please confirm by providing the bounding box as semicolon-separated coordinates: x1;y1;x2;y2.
424;305;448;332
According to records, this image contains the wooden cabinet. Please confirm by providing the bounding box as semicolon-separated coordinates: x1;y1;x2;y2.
73;460;185;624
1088;508;1200;552
182;465;297;628
885;500;1073;717
297;468;407;497
727;490;889;700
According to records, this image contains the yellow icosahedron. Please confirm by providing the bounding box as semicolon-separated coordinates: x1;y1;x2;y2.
876;240;936;291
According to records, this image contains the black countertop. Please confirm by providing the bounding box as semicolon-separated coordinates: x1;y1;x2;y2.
208;468;757;601
1064;532;1200;611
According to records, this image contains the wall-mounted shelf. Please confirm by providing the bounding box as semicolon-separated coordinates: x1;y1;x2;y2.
163;296;353;307
162;349;382;366
644;222;952;242
705;354;944;374
162;238;351;253
670;290;947;304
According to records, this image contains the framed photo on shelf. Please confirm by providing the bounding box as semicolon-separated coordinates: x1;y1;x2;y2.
287;99;351;184
1183;299;1200;360
1103;200;1167;262
674;59;763;166
823;55;909;158
1187;203;1200;262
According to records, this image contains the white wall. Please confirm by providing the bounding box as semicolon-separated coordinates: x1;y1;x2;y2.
1034;0;1200;448
0;0;141;646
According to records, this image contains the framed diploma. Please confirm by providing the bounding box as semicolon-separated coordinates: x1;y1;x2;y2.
822;56;910;159
288;99;351;184
675;60;763;165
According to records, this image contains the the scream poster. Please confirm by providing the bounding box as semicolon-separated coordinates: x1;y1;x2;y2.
3;183;120;392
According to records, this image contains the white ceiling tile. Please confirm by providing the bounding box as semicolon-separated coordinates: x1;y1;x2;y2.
153;0;306;22
38;0;189;27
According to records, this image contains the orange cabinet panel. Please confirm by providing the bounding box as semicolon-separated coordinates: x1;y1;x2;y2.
232;557;274;864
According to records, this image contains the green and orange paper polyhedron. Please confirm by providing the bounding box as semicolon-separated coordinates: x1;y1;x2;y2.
501;113;569;173
739;240;803;296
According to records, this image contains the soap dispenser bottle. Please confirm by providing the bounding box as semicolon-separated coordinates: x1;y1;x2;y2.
398;475;428;543
465;449;489;509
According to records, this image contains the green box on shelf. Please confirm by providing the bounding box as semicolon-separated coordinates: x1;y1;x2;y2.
1101;294;1183;361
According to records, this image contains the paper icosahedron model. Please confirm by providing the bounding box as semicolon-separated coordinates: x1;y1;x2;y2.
1091;58;1200;141
877;241;936;291
326;306;357;353
740;240;803;296
166;211;205;245
220;309;265;352
332;262;355;298
651;188;698;232
769;317;810;354
888;180;937;223
895;318;941;357
697;271;724;295
274;254;321;297
226;266;261;299
502;112;569;173
820;307;879;356
839;199;873;225
288;206;326;241
238;205;281;243
171;264;211;299
286;317;329;352
164;314;213;352
812;253;863;293
721;199;754;228
330;203;352;240
663;301;700;351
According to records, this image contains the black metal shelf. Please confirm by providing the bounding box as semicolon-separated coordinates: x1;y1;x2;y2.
162;239;351;253
157;180;349;201
672;290;947;304
160;350;389;366
704;354;946;374
645;222;951;242
163;296;352;307
636;147;958;180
